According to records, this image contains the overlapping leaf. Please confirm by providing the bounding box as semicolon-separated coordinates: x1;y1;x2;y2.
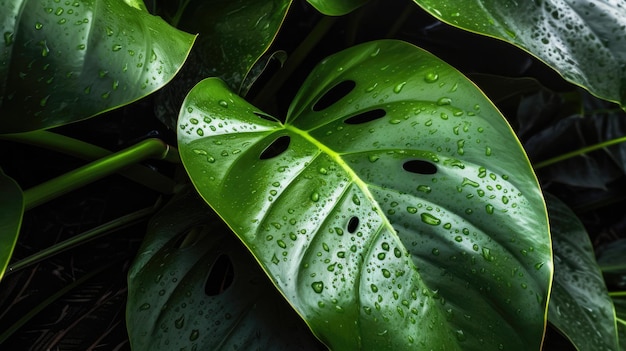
545;193;619;351
178;40;552;350
307;0;370;15
0;168;23;280
0;0;195;133
412;0;626;108
127;188;323;350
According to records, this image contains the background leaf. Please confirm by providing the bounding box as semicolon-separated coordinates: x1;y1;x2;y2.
178;40;552;350
127;188;324;350
412;0;626;108
0;168;23;280
0;0;195;133
546;192;619;351
306;0;370;16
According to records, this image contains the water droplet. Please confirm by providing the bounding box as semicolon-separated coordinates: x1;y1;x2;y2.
311;281;324;293
420;213;441;226
482;247;493;261
365;82;378;92
40;95;50;107
112;44;122;51
377;252;386;260
218;100;228;108
371;284;379;293
368;154;380;163
175;315;185;329
437;97;452;106
416;185;431;193
318;167;328;175
352;194;360;205
461;177;479;188
310;192;320;202
382;269;391;278
196;128;204;136
535;262;544;270
35;22;43;30
277;239;286;248
485;204;494;214
432;248;440;256
55;7;63;15
393;81;407;93
406;207;417;214
424;72;439;83
189;329;199;341
39;40;50;57
139;303;150;310
4;31;14;46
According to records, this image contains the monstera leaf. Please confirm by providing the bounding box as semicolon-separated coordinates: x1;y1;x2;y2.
0;0;195;132
127;188;324;350
178;40;552;350
0;168;23;280
307;0;370;15
412;0;626;108
545;193;619;351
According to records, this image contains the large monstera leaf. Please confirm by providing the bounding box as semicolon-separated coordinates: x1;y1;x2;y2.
412;0;626;109
127;188;324;350
178;40;552;350
0;0;195;133
545;193;619;351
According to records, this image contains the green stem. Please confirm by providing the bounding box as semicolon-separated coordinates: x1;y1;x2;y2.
0;131;178;194
170;0;192;28
533;135;626;170
251;16;337;110
616;317;626;327
23;138;177;210
609;291;626;297
0;260;118;344
5;201;159;275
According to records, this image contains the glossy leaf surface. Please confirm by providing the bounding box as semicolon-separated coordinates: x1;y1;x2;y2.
412;0;626;108
307;0;370;15
127;189;324;350
0;168;23;280
0;0;195;133
175;0;290;93
545;193;619;351
179;40;552;350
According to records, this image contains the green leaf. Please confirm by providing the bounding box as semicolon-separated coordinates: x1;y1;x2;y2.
175;0;291;93
412;0;626;108
307;0;370;16
545;193;619;351
127;188;324;350
178;39;552;350
0;168;23;280
0;0;195;133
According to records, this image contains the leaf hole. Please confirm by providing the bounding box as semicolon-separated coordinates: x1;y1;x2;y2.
253;111;278;122
347;216;359;233
312;80;356;111
205;254;234;296
260;135;290;160
403;160;437;175
344;109;386;125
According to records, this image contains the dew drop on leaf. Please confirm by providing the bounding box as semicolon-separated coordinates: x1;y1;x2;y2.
189;329;199;341
424;72;439;83
420;213;441;226
393;81;407;93
311;281;324;293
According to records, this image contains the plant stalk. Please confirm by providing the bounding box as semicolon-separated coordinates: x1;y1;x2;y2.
5;201;159;275
533;135;626;170
23;138;177;210
0;131;178;194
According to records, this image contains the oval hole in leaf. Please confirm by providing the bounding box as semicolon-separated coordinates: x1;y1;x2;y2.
205;254;235;296
253;111;278;122
344;109;386;125
403;160;437;175
312;80;356;111
347;216;359;233
259;135;291;160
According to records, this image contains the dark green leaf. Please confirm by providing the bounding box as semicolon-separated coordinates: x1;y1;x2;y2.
546;193;619;351
412;0;626;108
307;0;370;15
127;188;324;350
178;40;552;350
0;168;23;280
0;0;195;133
